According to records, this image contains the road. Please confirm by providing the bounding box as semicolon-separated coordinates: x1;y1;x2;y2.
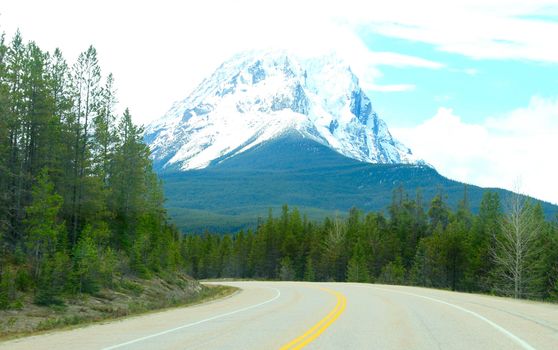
2;281;558;349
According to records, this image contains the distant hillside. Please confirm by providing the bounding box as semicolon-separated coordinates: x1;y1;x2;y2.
161;135;558;233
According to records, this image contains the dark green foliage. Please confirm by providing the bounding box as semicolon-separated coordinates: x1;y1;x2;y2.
347;240;370;283
279;257;295;281
0;266;17;309
35;252;71;305
182;190;558;301
303;256;316;281
0;31;182;307
159;135;558;233
73;232;101;294
379;257;405;285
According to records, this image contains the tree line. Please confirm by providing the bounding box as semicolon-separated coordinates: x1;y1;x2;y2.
182;188;558;300
0;31;181;307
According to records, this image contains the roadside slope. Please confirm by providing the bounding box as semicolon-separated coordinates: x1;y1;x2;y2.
0;275;234;340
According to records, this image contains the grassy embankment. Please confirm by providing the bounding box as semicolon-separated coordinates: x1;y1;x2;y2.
0;274;237;340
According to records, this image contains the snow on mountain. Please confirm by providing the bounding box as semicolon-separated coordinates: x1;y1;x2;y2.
144;50;418;171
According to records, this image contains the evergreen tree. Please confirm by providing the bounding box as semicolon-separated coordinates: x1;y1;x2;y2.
279;257;295;281
464;191;501;291
24;169;65;280
347;240;370;283
442;220;468;291
428;193;450;230
379;257;405;285
110;108;151;249
92;73;117;184
73;229;101;293
303;255;316;281
35;251;70;305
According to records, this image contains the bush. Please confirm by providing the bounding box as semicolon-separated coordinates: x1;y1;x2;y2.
15;267;33;292
379;257;406;285
34;253;70;306
73;236;101;294
0;266;17;309
279;257;295;281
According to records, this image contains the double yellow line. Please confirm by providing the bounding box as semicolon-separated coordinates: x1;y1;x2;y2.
279;287;347;350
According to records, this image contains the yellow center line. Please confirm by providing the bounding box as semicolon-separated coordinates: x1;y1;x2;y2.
279;287;347;350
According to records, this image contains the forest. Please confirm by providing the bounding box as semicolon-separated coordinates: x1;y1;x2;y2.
0;31;182;308
182;189;558;301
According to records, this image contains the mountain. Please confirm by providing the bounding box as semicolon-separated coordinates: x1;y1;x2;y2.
145;51;557;233
160;134;557;232
144;50;417;172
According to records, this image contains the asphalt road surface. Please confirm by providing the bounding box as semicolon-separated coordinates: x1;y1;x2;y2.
2;281;558;349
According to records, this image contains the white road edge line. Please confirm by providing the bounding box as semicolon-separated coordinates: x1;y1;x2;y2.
102;287;281;350
364;285;536;350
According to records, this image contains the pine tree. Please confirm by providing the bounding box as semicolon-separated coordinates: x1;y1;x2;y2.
92;73;117;184
68;45;102;245
73;230;100;294
110;108;151;249
428;193;450;230
0;265;17;309
442;220;468;291
35;251;70;305
456;186;473;230
303;255;316;281
279;257;295;281
0;33;10;248
411;224;446;287
5;31;29;245
379;257;405;285
24;169;65;280
461;191;501;291
347;240;370;283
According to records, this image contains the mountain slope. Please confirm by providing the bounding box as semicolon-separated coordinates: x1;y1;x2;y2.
145;51;416;171
161;134;557;232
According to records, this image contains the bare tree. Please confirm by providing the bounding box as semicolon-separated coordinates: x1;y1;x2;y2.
322;214;346;280
324;215;345;251
492;185;542;298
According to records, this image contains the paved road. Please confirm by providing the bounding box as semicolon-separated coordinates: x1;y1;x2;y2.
2;281;558;349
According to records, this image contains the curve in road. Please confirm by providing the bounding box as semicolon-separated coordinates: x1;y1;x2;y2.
2;281;557;350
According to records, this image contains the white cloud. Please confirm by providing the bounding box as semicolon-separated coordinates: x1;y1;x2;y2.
364;83;416;92
464;68;479;76
0;0;558;122
366;52;445;69
358;0;558;63
392;96;558;204
2;0;553;125
0;0;444;125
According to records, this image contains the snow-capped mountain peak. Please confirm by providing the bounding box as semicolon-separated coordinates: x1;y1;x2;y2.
145;50;417;171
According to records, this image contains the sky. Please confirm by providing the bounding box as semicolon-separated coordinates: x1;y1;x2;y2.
1;0;558;204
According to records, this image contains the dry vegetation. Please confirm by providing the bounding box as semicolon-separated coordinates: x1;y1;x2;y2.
0;275;236;340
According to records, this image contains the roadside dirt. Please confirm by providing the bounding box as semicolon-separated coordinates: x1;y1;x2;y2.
0;274;233;339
